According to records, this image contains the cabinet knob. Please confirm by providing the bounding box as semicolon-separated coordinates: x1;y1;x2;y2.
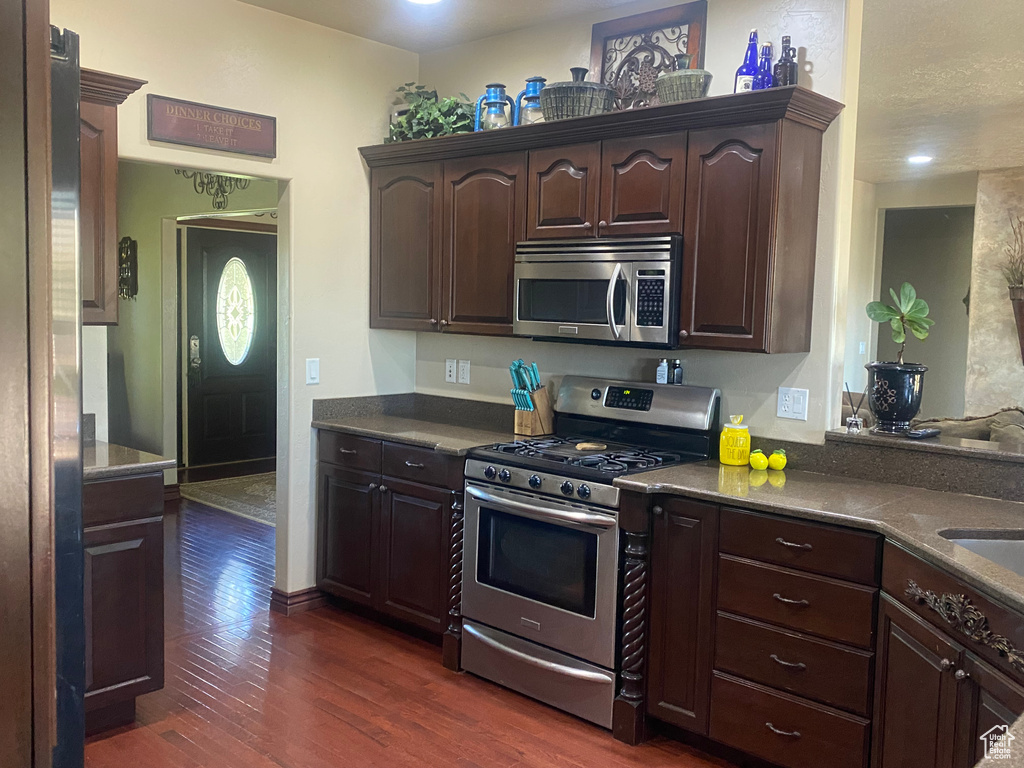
652;505;664;516
940;658;953;671
368;483;378;491
679;330;689;339
583;222;592;229
598;220;608;228
954;668;970;681
430;318;437;325
439;319;449;327
379;485;388;494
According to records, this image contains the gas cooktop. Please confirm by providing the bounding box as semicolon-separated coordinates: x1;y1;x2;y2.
475;436;686;477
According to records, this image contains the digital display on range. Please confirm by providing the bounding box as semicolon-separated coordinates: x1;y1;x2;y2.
605;386;654;411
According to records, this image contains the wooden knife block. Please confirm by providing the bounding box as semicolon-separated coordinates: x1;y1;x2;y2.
514;386;555;437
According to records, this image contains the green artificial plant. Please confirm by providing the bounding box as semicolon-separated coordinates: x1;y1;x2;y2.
386;83;474;143
866;282;934;365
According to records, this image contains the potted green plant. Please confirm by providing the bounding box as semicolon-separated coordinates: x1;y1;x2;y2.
865;282;935;434
385;83;474;143
1003;214;1024;362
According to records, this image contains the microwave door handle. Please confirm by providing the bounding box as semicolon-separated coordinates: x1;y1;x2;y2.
606;262;623;340
465;485;616;530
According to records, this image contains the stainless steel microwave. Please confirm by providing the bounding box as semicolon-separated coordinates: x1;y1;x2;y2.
513;235;681;347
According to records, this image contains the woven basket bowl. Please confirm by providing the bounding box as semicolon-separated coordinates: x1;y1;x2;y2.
539;83;614;121
655;70;713;104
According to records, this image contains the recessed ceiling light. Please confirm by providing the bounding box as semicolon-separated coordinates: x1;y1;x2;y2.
407;0;443;4
907;155;933;164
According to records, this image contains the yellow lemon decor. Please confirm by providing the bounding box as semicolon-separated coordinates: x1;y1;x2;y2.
749;450;769;470
719;415;750;466
768;449;788;471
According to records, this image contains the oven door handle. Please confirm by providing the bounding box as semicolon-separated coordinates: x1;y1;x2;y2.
463;623;615;684
606;262;623;340
466;485;616;531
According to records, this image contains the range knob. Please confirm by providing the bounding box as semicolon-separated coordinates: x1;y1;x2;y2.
560;480;575;496
529;474;542;489
577;484;591;500
484;465;497;480
498;469;512;483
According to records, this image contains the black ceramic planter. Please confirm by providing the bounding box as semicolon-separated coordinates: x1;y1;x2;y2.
865;361;928;434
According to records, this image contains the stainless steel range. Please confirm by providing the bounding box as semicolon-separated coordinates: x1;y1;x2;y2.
460;375;720;728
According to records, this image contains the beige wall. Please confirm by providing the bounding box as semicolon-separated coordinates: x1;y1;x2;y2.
82;326;109;441
108;161;278;455
52;0;419;592
418;0;863;443
966;167;1024;415
843;179;881;391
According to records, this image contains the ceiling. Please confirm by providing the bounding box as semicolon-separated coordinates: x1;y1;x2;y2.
855;0;1024;184
237;0;646;53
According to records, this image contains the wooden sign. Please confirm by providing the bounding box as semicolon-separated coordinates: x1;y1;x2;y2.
147;95;276;158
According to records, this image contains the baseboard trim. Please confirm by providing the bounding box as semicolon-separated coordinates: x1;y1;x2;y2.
270;587;327;617
164;483;181;501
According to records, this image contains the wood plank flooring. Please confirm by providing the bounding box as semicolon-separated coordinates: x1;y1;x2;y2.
85;500;730;768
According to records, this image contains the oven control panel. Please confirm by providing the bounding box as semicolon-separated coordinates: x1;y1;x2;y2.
604;386;654;412
636;275;665;327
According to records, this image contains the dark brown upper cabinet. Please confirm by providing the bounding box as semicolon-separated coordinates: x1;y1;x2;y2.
79;69;145;326
360;88;842;351
369;162;442;331
599;134;687;236
680;121;823;353
526;143;601;239
441;152;526;336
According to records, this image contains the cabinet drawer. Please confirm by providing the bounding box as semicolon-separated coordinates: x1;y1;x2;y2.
382;442;463;489
318;431;381;472
83;473;163;528
715;612;873;716
720;507;881;585
709;672;870;768
717;555;877;648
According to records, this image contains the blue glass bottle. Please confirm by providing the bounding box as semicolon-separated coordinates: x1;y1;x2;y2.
734;29;759;93
752;43;775;90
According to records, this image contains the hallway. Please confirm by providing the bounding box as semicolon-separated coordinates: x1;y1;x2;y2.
83;502;727;768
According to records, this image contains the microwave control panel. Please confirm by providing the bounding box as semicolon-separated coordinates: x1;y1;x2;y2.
636;275;665;327
604;386;654;411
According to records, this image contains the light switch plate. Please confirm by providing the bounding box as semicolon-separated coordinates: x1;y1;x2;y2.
306;358;320;385
457;359;471;385
778;387;808;420
445;359;457;383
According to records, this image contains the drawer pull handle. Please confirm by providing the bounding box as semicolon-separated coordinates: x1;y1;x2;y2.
775;536;813;551
766;722;801;739
404;461;425;468
769;653;807;671
773;592;809;607
339;449;357;455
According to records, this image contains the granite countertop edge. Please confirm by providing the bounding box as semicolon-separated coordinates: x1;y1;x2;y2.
83;441;175;481
311;417;514;457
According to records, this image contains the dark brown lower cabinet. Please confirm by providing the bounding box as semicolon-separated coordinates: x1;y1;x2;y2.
646;497;718;734
317;465;379;606
83;472;165;734
957;652;1024;766
873;595;962;768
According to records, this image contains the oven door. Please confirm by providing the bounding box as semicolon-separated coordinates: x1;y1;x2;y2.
462;482;619;669
514;260;630;343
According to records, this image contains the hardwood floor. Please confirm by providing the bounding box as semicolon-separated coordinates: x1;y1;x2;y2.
85;500;730;768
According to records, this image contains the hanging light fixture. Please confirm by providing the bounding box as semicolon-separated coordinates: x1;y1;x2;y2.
174;169;251;210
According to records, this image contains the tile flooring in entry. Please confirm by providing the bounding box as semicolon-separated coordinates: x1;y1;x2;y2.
85;500;729;768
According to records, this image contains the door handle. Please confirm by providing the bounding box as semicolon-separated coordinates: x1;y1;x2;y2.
189;334;202;370
606;263;623;340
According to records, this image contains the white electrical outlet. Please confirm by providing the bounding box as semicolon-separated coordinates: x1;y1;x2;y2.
445;358;457;383
457;359;471;385
777;387;809;421
305;358;320;385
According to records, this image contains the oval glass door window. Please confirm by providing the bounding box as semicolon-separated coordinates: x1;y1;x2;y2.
215;257;256;366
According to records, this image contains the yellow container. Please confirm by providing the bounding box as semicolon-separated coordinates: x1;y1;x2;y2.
719;415;751;466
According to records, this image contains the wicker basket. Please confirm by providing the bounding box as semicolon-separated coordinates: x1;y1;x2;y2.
540;67;614;121
655;69;713;104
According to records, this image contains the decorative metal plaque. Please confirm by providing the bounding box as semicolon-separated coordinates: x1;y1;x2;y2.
601;26;692;110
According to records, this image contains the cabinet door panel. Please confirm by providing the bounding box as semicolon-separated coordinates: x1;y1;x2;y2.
316;465;379;605
873;595;961;768
80;99;119;325
83;519;163;710
957;653;1024;767
599;134;686;236
527;143;600;239
646;497;718;734
378;478;450;632
442;153;526;335
681;125;776;350
370;162;442;331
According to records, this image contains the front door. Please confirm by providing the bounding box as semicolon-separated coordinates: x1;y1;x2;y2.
185;226;276;467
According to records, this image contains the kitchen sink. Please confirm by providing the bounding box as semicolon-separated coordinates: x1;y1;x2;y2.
939;529;1024;578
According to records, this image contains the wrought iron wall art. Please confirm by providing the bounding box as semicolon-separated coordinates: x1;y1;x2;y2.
174;168;251;210
117;236;138;300
589;1;707;111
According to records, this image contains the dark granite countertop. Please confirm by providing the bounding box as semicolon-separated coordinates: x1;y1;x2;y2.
312;415;514;456
615;461;1024;617
827;428;1024;465
83;441;175;481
